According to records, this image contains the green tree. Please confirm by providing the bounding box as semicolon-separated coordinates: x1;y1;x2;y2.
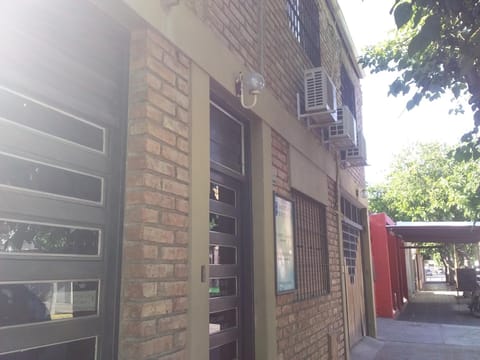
368;142;480;280
359;0;480;159
369;143;480;220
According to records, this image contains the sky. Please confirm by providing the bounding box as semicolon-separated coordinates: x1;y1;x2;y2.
337;0;474;185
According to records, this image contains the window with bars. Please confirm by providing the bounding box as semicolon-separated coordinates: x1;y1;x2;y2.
293;190;330;300
341;197;363;283
343;222;360;283
341;196;361;224
286;0;321;67
341;65;356;117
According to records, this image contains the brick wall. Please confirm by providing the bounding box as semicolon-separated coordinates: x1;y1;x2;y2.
185;0;365;186
119;1;364;358
185;0;360;123
272;130;345;359
272;130;291;199
184;0;259;72
120;27;191;360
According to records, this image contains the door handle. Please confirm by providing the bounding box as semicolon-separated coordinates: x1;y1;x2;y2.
201;265;206;282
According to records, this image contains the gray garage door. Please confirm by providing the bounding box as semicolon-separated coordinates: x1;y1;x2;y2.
0;1;129;359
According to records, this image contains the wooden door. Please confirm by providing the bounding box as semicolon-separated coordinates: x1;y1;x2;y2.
343;222;367;347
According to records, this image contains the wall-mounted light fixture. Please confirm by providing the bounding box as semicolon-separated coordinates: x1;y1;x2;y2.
235;71;265;109
355;188;368;199
359;188;368;199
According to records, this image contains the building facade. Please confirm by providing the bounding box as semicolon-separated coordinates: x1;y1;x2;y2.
369;213;409;319
0;0;374;359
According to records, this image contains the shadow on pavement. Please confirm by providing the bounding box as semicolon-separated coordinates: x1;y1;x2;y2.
397;282;480;326
351;282;480;359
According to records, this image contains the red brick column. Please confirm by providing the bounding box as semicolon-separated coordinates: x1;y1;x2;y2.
120;27;191;360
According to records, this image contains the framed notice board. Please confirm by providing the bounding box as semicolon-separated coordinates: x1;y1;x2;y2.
274;193;296;293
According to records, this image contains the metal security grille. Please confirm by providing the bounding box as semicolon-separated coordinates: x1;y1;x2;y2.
293;191;329;300
343;222;360;283
209;101;254;360
341;65;356;116
341;197;363;283
286;0;321;67
341;197;361;224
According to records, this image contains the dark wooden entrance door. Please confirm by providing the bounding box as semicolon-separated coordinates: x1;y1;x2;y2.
209;103;252;360
0;1;128;359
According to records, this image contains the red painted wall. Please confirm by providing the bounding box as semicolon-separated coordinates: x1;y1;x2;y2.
370;213;394;317
370;213;409;318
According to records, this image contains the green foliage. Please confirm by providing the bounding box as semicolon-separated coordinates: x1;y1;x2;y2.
394;2;412;29
0;221;97;255
368;142;480;267
359;0;480;159
407;14;441;56
455;131;480;161
369;142;480;221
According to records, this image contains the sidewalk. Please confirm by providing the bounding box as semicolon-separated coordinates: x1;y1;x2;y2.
396;282;480;326
351;282;480;359
351;318;480;360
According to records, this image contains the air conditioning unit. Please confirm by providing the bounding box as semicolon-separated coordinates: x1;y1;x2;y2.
341;131;367;167
302;67;337;126
326;106;357;148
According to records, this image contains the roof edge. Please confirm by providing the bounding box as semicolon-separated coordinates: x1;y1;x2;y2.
326;0;364;79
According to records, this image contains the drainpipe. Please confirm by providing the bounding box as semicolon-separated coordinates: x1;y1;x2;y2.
336;156;350;359
258;0;265;74
360;208;377;338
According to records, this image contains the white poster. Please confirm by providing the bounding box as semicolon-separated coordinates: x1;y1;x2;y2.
274;194;295;292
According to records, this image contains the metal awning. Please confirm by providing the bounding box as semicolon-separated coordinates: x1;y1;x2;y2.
386;221;480;244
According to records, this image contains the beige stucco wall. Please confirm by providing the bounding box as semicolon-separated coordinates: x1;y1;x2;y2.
188;63;210;360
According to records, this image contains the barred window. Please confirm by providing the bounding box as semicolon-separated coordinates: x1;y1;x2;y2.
341;65;356;116
341;197;363;283
293;190;329;300
286;0;321;67
341;196;360;224
343;222;360;283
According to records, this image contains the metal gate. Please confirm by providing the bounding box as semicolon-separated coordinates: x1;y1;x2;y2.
209;171;244;359
209;102;254;360
0;1;128;359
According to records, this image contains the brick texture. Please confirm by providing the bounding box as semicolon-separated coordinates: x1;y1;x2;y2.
272;130;291;199
184;0;365;185
120;27;190;360
177;1;365;356
272;130;345;359
120;0;366;358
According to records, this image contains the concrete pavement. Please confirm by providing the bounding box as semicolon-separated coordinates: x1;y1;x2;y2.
351;318;480;360
396;283;480;326
351;283;480;359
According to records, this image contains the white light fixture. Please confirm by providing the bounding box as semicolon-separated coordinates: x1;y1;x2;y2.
356;188;368;199
235;71;265;109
